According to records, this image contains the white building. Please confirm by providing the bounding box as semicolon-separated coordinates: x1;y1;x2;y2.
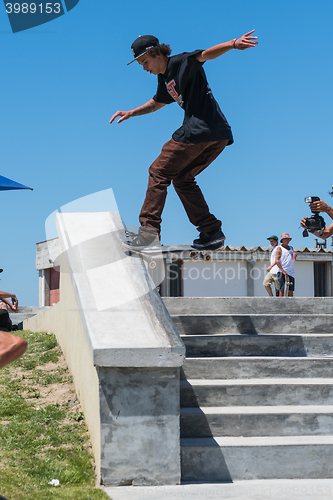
35;239;333;305
159;245;333;298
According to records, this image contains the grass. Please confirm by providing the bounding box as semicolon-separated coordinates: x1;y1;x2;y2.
0;330;110;500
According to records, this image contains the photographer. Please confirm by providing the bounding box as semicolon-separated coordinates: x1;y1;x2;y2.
301;199;333;239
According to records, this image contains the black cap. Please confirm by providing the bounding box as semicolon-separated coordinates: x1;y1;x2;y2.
127;35;159;65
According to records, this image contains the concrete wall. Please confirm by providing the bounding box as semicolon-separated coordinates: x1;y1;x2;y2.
182;258;316;298
24;267;101;477
183;261;248;297
24;211;185;486
294;261;314;297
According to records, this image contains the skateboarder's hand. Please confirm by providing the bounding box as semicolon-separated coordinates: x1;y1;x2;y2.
109;110;132;124
234;30;258;50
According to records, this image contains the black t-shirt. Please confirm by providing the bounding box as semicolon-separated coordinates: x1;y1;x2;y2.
153;50;234;145
0;308;10;331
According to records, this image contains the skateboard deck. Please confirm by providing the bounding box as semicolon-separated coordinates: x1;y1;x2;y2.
284;275;291;297
123;244;188;269
123;242;224;262
122;227;224;267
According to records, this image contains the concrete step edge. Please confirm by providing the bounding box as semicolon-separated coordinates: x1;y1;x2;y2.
180;405;333;415
184;356;333;361
181;333;333;338
180;435;333;447
173;313;333;318
180;378;333;386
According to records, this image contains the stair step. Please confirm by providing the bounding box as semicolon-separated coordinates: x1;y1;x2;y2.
163;297;333;316
181;435;333;482
181;357;333;380
172;314;333;335
180;378;333;407
170;297;333;482
180;406;333;438
182;334;333;357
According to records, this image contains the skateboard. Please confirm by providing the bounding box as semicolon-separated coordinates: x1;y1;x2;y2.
284;274;292;297
122;228;225;268
123;241;224;266
123;243;185;269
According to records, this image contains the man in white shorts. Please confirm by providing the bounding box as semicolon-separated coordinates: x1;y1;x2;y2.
263;235;280;297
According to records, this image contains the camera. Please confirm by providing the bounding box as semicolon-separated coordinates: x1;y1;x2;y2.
303;196;326;237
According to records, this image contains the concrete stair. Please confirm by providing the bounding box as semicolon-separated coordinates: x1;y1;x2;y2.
164;297;333;482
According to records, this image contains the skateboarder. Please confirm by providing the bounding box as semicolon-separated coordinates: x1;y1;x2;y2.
110;31;258;250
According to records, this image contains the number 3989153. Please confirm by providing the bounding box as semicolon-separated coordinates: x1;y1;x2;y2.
5;3;61;14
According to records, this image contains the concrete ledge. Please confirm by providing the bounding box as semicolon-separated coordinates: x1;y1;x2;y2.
24;211;185;486
56;212;184;368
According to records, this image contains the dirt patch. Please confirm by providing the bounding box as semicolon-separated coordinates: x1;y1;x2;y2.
18;350;81;413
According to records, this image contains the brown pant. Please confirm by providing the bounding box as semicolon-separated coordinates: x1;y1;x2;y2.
139;138;228;236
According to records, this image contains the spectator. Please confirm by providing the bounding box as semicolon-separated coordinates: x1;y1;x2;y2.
263;235;280;297
273;234;296;297
0;290;27;369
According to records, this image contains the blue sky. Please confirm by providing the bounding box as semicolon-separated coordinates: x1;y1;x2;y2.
1;0;333;305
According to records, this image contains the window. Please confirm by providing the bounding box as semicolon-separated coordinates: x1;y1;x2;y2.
314;262;326;297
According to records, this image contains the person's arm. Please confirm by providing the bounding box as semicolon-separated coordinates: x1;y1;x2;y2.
301;218;333;240
110;99;166;124
194;30;258;63
310;200;333;221
0;292;18;312
272;247;288;275
0;330;27;369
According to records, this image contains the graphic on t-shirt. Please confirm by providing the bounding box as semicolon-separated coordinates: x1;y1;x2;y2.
206;84;213;97
166;80;184;107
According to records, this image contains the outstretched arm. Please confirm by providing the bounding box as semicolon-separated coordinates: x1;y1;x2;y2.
195;30;258;63
110;99;166;124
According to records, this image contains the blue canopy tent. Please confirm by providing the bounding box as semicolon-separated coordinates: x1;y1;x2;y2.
0;175;33;191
